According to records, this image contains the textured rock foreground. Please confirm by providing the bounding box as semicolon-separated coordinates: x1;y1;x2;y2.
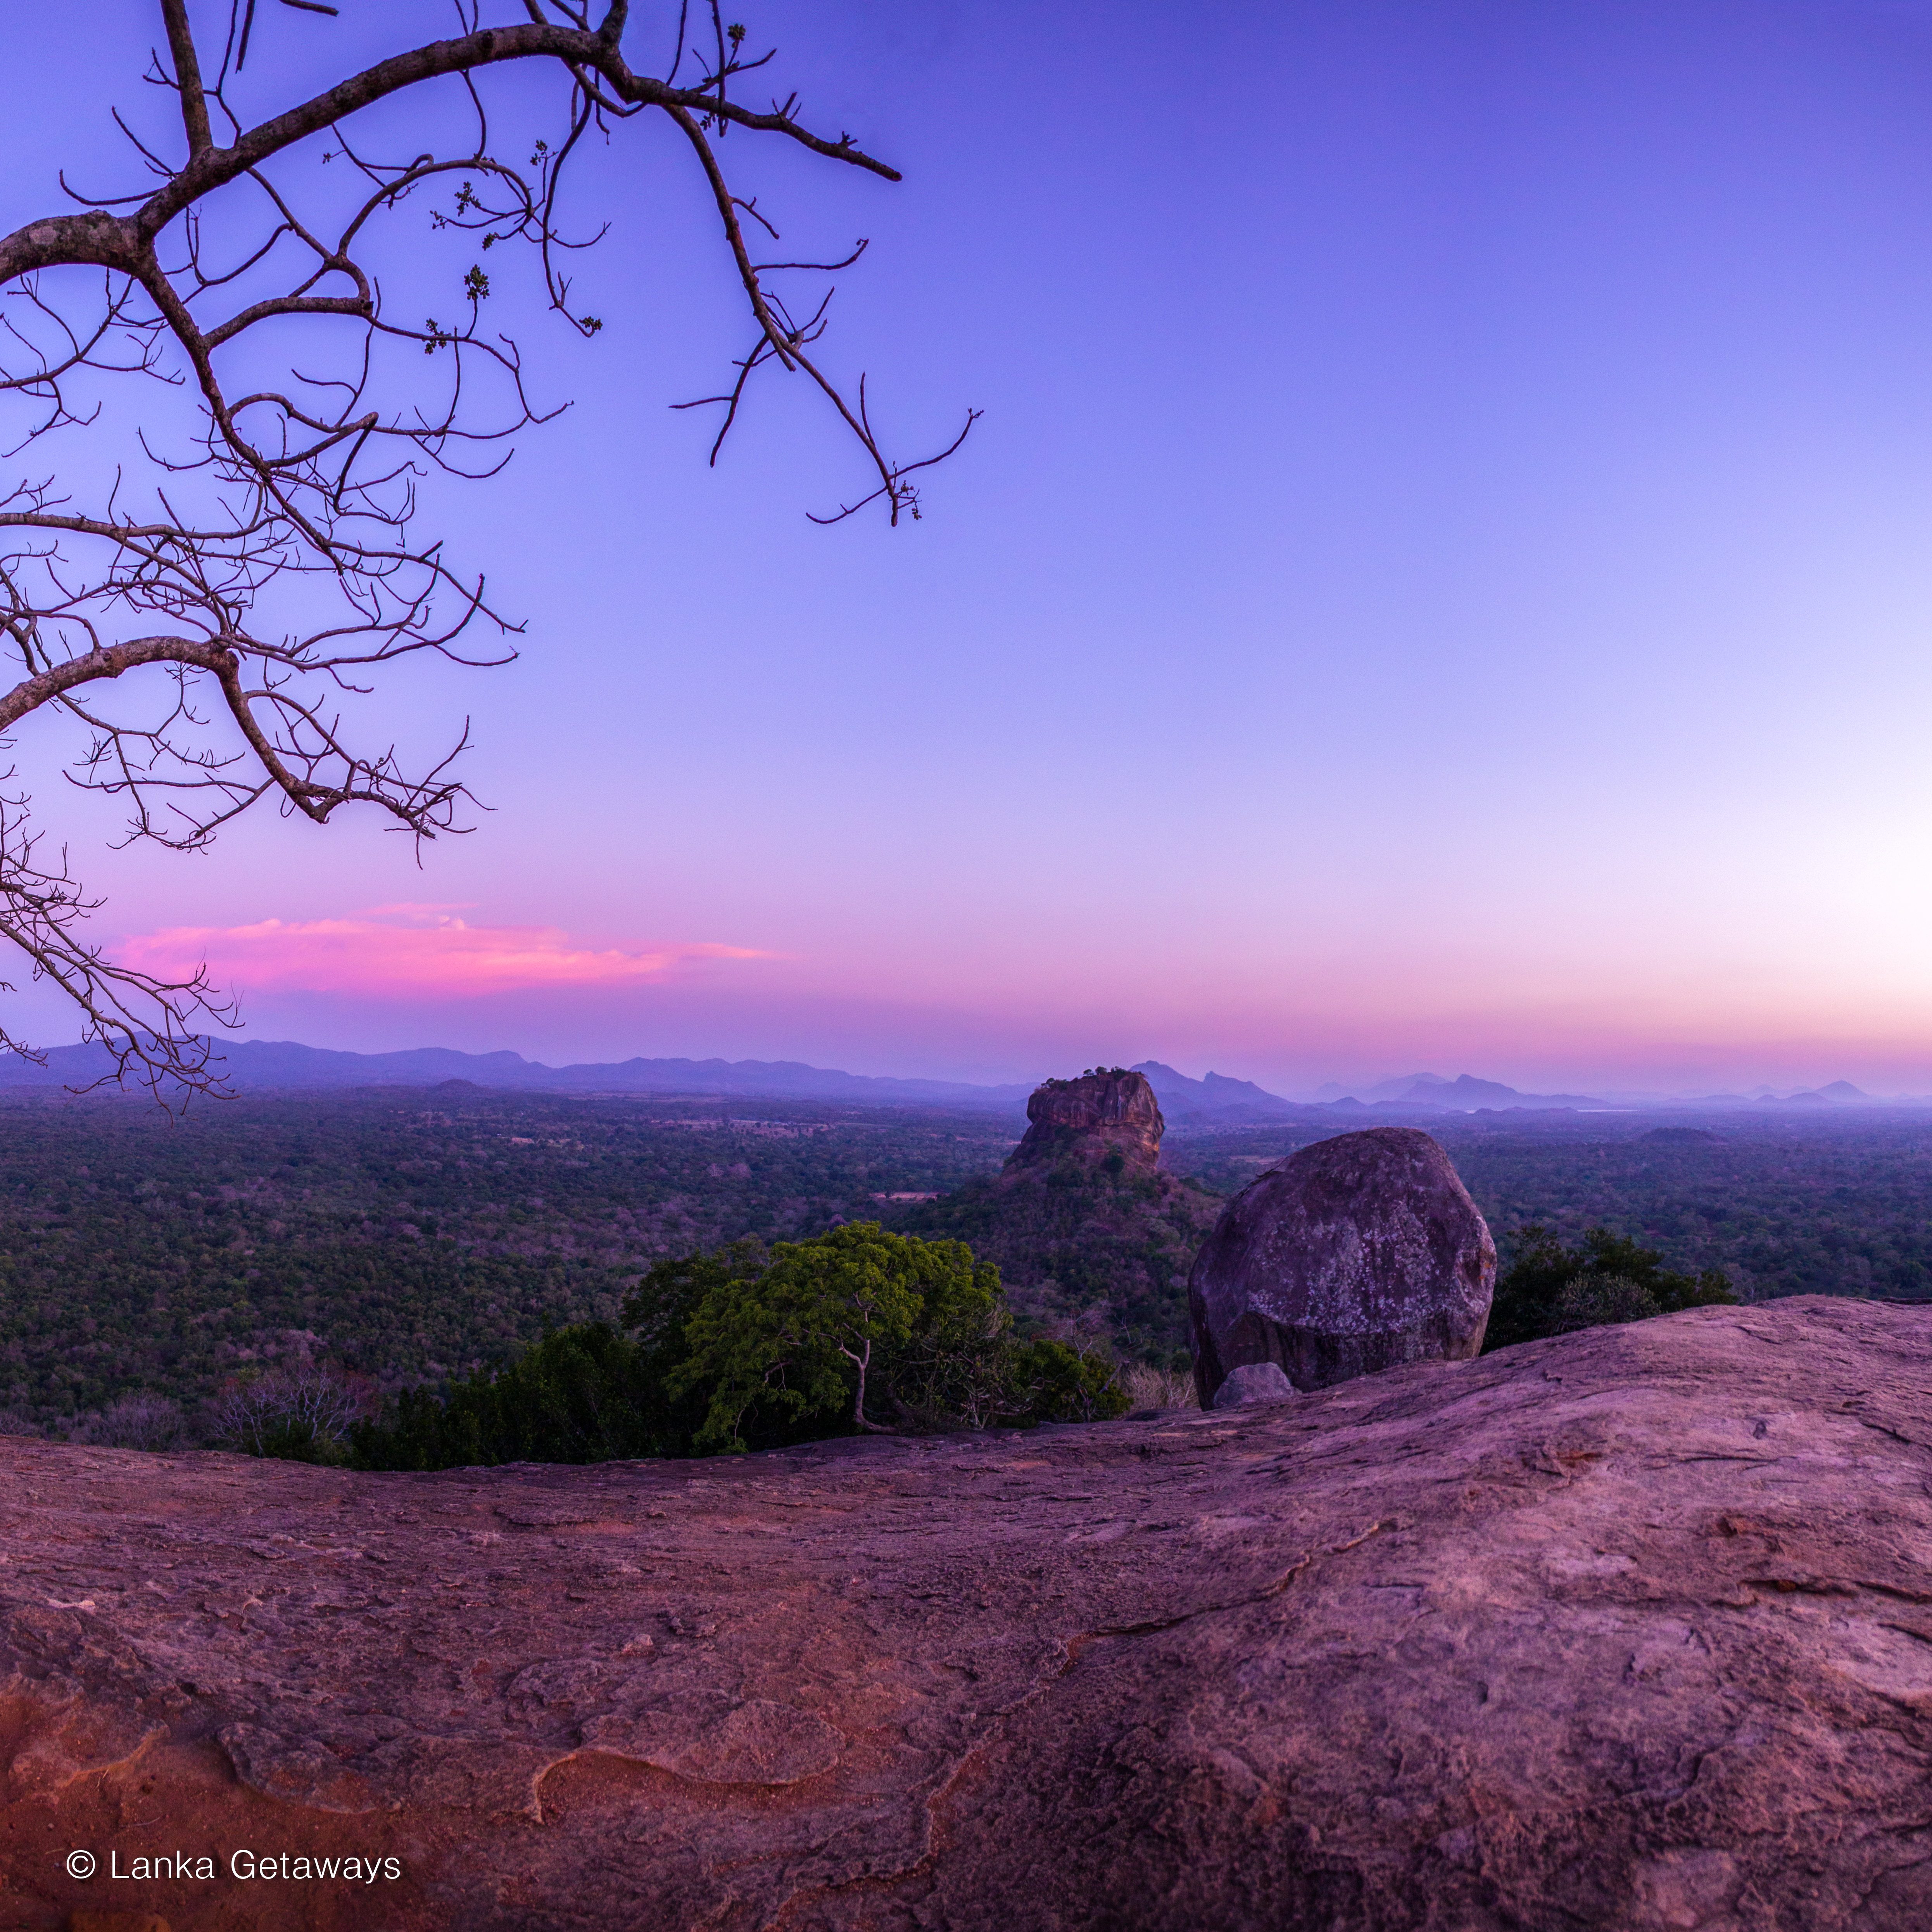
4;1298;1932;1931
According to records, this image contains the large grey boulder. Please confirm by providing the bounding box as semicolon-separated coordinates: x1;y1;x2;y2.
1189;1126;1494;1405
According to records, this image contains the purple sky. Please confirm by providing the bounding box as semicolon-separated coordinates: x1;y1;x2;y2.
9;2;1932;1095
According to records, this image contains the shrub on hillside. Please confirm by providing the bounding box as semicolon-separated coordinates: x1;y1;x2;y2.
212;1363;369;1463
1484;1227;1737;1352
352;1243;767;1470
78;1393;185;1451
1009;1337;1131;1423
353;1322;669;1470
1547;1274;1662;1333
1121;1362;1196;1411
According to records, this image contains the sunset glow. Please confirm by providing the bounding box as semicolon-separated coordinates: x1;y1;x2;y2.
6;0;1932;1095
118;915;769;1000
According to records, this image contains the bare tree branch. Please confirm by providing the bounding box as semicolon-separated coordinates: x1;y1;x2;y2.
0;2;969;1100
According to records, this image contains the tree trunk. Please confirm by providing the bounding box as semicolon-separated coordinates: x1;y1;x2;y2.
846;1337;896;1435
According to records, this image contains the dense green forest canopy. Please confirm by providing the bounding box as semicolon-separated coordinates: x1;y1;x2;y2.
0;1087;1015;1432
2;1086;1929;1440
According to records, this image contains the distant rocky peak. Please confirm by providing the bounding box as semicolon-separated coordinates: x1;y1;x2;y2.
1006;1069;1164;1175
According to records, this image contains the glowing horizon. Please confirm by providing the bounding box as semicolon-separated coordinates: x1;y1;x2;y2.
7;2;1932;1102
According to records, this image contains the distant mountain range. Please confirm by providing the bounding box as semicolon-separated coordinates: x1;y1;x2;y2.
0;1042;1317;1122
0;1040;1908;1115
1130;1061;1306;1124
0;1039;1036;1110
1135;1064;1606;1121
1681;1080;1877;1107
1342;1072;1606;1110
1323;1072;1893;1110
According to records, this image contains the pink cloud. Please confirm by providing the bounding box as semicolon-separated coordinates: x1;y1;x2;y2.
119;915;770;1000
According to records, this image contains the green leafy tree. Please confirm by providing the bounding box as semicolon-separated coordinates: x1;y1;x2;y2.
672;1223;1002;1452
622;1239;768;1356
887;1256;1018;1431
355;1226;1129;1469
1484;1225;1737;1352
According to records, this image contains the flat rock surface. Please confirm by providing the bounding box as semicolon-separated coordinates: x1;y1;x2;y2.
3;1298;1932;1930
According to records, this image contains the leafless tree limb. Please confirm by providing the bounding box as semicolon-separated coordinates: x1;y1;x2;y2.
0;2;969;1099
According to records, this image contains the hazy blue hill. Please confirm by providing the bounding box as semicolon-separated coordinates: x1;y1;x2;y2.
1682;1084;1885;1109
1364;1073;1604;1110
1324;1072;1601;1109
0;1040;1034;1111
1365;1072;1451;1099
1130;1060;1302;1124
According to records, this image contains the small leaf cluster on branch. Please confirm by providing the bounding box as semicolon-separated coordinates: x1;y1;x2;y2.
0;1;970;1097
